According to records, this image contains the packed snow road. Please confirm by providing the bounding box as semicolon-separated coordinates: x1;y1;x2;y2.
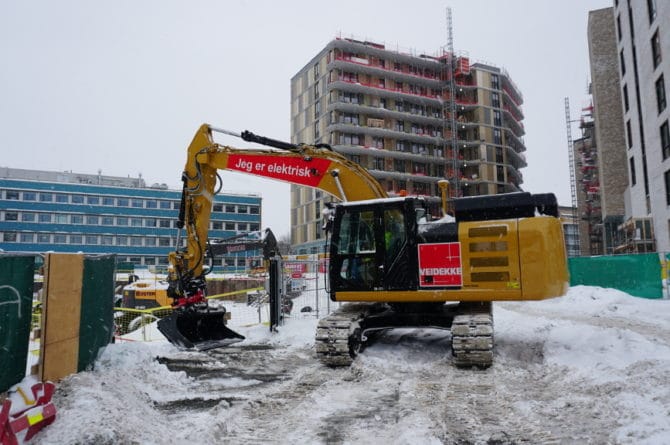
37;286;670;444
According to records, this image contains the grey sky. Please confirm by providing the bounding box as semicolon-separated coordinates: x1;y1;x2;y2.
0;0;611;236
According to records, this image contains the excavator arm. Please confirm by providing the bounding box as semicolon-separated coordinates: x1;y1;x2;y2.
159;124;386;350
170;124;386;290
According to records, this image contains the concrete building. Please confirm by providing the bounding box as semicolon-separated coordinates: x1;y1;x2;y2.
290;37;527;253
0;167;262;271
612;1;669;252
587;7;629;254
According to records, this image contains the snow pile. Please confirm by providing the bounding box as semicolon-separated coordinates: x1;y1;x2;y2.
29;286;670;444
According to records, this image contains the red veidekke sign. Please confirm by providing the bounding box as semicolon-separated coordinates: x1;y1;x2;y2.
417;242;463;287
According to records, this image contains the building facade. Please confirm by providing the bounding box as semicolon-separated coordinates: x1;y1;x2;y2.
290;37;527;253
613;0;668;252
0;168;262;271
587;7;629;254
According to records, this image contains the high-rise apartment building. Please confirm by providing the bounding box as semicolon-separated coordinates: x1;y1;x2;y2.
612;0;668;252
290;37;527;253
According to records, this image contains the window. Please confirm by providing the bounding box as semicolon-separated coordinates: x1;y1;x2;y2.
145;238;157;247
5;211;19;221
395;120;405;132
373;158;385;170
5;190;19;200
70;235;82;244
86;215;99;225
39;214;52;223
342;113;358;125
213;203;223;212
656;75;666;113
144;218;157;227
117;236;128;246
56;194;68;203
225;205;236;213
652;31;662;68
212;221;222;230
23;192;36;201
250;223;260;231
626;120;633;148
340;133;360;145
630;156;637;186
616;14;622;41
146;200;157;209
55;214;68;224
620;50;626;77
130;237;143;246
39;193;52;202
491;92;500;108
313;62;320;79
394;159;406;173
71;195;84;204
20;233;34;243
491;74;500;90
250;206;260;215
661;121;670;160
493;128;502;144
87;196;99;205
372;137;384;149
71;215;83;224
159;200;171;210
665;170;670;205
116;217;128;226
85;235;98;245
493;110;502;126
117;198;129;207
131;218;142;227
103;197;115;206
623;84;629;112
225;222;235;230
3;232;17;242
159;219;171;228
238;205;248;214
131;199;143;208
159;238;171;247
647;0;657;23
102;216;114;225
101;236;113;246
21;213;35;222
54;234;67;244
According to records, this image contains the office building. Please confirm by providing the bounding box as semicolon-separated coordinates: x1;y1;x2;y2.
290;37;527;253
0;167;262;270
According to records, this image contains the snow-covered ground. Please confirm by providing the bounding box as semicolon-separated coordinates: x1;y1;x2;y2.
28;286;670;444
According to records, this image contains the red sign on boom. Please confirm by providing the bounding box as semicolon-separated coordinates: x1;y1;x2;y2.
227;154;331;187
417;242;463;287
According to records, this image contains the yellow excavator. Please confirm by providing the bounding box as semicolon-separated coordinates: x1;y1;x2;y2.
158;124;568;366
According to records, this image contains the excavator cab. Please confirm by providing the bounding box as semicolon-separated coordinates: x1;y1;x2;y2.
329;197;435;294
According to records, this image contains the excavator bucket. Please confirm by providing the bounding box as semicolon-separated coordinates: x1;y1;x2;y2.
157;307;245;351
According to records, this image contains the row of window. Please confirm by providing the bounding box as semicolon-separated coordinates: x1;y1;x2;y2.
2;231;175;247
0;190;260;214
115;255;254;267
0;211;260;231
1;231;264;248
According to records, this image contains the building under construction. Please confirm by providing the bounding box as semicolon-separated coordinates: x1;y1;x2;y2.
290;37;527;252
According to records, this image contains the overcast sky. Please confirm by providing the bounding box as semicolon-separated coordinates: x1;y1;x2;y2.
0;0;612;236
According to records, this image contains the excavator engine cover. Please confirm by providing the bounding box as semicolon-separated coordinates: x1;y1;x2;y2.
157;307;245;351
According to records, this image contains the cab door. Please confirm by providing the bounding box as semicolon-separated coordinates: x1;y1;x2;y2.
329;207;382;292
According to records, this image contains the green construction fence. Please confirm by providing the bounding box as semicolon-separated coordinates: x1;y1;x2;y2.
568;253;663;299
0;254;35;393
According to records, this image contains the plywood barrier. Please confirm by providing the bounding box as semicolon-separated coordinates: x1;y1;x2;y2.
39;254;115;382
